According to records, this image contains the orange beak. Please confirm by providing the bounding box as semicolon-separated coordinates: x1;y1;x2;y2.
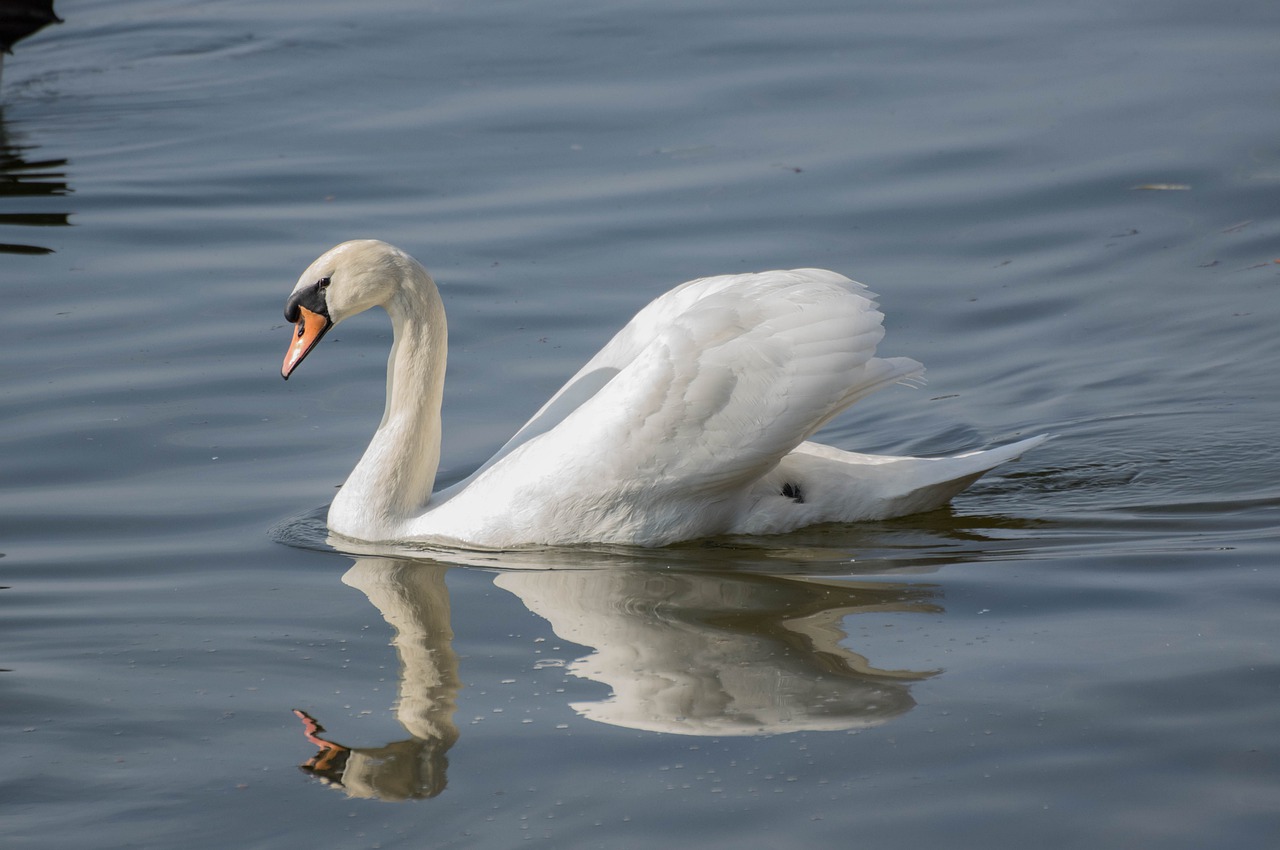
282;305;332;379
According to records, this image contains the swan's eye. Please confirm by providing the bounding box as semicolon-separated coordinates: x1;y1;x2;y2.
317;277;331;289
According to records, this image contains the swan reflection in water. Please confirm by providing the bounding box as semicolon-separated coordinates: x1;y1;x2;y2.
293;552;942;801
294;560;460;801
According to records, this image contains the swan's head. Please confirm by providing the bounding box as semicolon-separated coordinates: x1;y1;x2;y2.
281;240;422;379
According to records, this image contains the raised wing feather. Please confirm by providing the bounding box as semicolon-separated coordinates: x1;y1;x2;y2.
471;270;920;500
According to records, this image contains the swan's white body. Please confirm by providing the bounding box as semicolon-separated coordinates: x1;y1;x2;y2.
282;240;1045;548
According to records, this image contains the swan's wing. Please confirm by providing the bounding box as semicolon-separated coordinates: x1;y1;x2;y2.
463;270;916;483
456;272;741;481
488;269;922;498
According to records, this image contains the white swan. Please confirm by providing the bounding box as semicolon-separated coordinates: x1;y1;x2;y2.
281;239;1045;548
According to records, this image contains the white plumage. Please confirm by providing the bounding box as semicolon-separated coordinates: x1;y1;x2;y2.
281;240;1045;548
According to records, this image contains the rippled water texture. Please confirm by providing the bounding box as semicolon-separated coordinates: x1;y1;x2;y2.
3;1;1279;847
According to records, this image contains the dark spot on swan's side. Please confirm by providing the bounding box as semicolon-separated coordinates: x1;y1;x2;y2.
781;482;804;503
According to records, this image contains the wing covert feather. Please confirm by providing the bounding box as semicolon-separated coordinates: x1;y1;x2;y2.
505;269;922;498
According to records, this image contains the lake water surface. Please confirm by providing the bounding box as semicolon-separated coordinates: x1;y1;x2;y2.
4;1;1279;847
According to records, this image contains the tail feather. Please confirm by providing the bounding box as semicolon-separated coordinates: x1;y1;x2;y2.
875;434;1051;515
769;435;1051;526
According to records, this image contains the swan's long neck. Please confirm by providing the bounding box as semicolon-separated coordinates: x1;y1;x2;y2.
329;270;447;541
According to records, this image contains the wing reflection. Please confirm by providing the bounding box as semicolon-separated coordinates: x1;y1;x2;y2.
294;555;940;800
494;568;938;735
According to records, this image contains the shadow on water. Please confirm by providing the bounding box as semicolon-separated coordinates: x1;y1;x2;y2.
291;555;943;801
0;112;71;255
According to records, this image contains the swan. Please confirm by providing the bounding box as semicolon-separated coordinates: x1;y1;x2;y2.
281;239;1045;548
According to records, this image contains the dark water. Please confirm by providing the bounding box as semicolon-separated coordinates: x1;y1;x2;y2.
4;0;1279;847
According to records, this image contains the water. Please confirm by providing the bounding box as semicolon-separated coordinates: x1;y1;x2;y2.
3;0;1279;846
